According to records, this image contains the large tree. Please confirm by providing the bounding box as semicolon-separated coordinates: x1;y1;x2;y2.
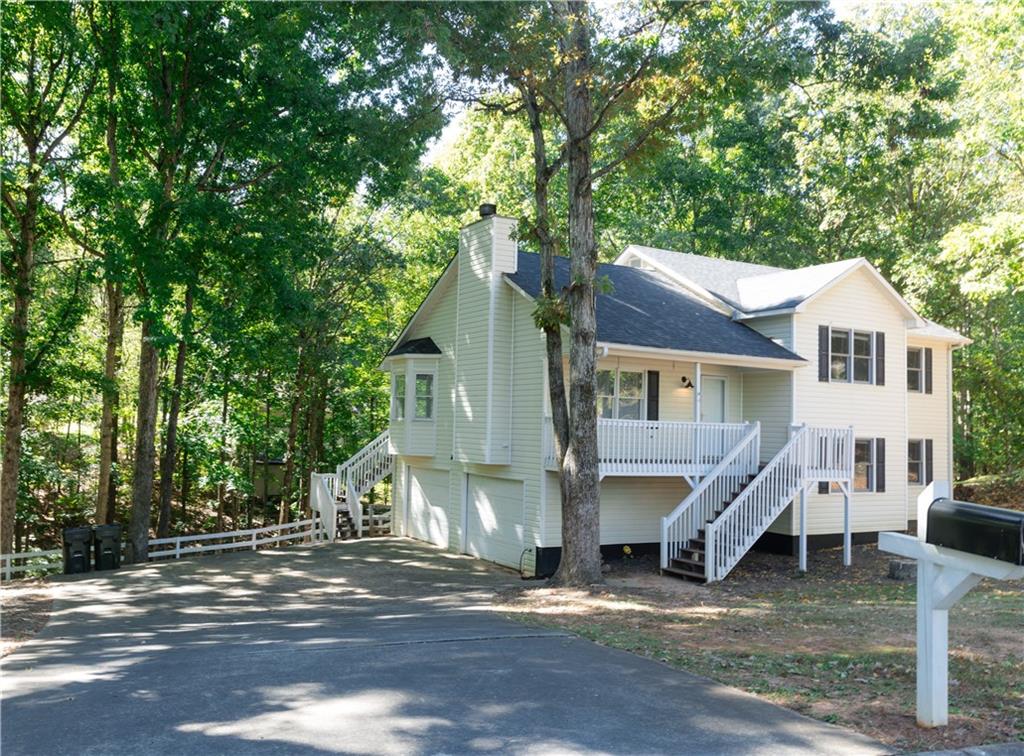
1;1;99;554
438;0;837;584
87;2;442;560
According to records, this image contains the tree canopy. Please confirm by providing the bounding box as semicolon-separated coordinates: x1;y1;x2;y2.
1;0;1020;558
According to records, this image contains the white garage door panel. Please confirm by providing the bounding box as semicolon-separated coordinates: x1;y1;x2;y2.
408;468;450;548
467;475;524;569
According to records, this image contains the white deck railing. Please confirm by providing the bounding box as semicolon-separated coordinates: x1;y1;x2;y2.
543;418;752;477
660;422;761;569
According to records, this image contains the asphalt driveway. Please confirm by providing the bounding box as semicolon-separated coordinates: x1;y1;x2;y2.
1;538;885;755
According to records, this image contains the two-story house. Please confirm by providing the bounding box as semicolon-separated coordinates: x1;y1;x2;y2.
334;205;968;582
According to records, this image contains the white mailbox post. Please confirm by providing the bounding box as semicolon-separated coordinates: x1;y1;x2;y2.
878;481;1024;728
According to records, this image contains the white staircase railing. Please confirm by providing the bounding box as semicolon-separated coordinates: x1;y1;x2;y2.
704;424;853;582
660;422;760;570
335;430;393;538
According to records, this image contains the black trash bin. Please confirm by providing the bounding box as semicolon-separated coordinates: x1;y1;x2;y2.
93;524;122;571
63;526;93;574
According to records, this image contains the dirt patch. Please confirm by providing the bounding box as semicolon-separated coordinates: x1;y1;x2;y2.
955;474;1023;512
1;579;54;656
498;545;1024;753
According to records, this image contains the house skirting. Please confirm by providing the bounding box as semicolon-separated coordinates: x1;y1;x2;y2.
753;530;882;556
533;542;661;578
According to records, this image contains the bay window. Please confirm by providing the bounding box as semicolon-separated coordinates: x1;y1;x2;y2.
414;373;434;420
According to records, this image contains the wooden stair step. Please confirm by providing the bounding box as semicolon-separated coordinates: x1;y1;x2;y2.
662;565;707;583
671;555;705;570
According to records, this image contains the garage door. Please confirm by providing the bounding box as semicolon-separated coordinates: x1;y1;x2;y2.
407;467;450;548
466;475;524;569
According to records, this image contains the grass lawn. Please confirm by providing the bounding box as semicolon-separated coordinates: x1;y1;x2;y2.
497;544;1023;753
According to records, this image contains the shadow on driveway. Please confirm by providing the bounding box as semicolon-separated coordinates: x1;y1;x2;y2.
1;538;886;755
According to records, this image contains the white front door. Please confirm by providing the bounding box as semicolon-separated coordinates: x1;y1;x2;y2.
701;377;727;423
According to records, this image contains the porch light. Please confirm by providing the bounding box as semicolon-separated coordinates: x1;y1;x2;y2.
680;376;694;389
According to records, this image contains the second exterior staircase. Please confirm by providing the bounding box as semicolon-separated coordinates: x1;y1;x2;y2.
661;423;853;583
310;430;394;541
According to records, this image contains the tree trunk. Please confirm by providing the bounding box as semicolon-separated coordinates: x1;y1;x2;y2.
553;0;603;586
157;284;193;537
97;281;124;524
279;357;306;524
301;380;325;519
0;192;38;556
180;447;189;527
216;381;228;532
128;319;161;562
519;79;573;556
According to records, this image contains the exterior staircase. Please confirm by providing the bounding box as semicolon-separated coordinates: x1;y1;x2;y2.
661;423;853;583
310;430;394;541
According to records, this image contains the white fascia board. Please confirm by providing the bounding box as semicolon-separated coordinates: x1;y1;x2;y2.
597;342;806;370
616;247;735;315
732;307;798;321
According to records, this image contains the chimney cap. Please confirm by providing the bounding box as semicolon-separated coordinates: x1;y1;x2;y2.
479;203;497;218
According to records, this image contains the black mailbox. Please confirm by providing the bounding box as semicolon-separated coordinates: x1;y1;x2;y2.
93;523;122;571
63;526;93;574
926;498;1024;565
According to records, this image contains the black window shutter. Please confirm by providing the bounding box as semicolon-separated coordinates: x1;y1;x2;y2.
875;332;885;386
646;371;659;421
875;438;886;492
924;348;933;394
818;326;830;382
925;438;934;485
818;481;829;494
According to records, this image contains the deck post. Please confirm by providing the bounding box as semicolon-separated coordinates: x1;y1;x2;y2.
798;486;807;573
694;362;702;422
842;482;851;567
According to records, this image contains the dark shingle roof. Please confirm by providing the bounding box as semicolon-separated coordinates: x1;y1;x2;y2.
388;337;442;357
507;252;804;362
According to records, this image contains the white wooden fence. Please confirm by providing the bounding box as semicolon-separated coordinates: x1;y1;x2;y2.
1;549;63;580
0;515;324;580
148;516;323;560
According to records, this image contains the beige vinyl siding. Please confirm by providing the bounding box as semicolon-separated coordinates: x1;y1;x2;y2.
787;266;911;536
454;222;492;463
742;370;793;460
746;314;794;351
591;356;744;423
543;474;690;546
907;339;952;519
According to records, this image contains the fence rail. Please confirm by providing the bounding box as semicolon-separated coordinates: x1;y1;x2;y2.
1;549;63;580
0;516;323;580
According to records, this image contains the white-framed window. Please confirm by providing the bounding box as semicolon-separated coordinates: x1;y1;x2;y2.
854;439;874;492
908;439;923;484
414;373;434;420
596;368;645;420
907;348;923;392
392;373;406;421
830;328;875;383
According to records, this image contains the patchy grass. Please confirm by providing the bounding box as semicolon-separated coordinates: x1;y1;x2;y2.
498;546;1024;753
1;579;53;657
